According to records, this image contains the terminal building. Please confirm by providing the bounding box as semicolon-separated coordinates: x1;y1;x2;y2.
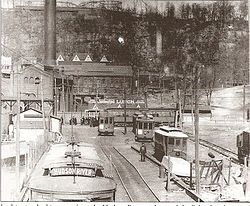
55;53;133;112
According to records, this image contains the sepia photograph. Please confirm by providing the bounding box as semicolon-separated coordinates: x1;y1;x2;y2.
0;0;249;203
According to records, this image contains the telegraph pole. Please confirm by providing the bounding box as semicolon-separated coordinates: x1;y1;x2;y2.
41;76;47;146
123;79;127;135
0;0;2;200
194;65;201;195
15;73;21;199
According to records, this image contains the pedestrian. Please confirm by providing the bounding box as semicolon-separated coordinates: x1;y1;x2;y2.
140;143;147;162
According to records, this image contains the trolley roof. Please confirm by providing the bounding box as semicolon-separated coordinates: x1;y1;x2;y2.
29;175;116;195
42;143;103;169
155;126;188;138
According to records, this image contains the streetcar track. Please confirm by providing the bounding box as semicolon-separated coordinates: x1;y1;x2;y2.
100;144;133;201
188;138;239;164
99;143;160;202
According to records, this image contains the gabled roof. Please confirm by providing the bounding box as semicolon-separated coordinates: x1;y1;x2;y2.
13;108;60;120
20;64;52;78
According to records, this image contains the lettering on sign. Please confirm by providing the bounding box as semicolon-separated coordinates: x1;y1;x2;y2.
97;99;145;105
50;167;95;177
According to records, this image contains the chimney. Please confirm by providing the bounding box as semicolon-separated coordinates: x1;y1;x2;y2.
44;0;56;67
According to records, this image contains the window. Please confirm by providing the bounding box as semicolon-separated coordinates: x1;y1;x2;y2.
105;117;108;124
138;122;142;129
176;139;181;146
29;77;34;84
110;117;113;123
24;77;28;84
35;77;40;84
183;139;187;147
168;138;174;145
144;123;148;129
100;119;104;124
149;123;153;130
237;135;243;147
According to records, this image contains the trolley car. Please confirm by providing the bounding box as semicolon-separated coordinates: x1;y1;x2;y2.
133;113;155;142
237;130;250;165
28;142;116;201
98;111;114;136
154;126;189;161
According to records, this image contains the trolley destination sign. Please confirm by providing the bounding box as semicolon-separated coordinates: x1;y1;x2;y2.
50;167;95;177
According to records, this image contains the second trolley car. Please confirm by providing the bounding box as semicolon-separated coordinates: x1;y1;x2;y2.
98;111;114;136
133;113;155;141
27;142;116;201
154;126;189;161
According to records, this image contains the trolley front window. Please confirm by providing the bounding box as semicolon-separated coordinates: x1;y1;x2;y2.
168;138;174;145
110;117;113;123
105;118;108;124
149;123;153;130
138;122;142;129
176;139;181;146
100;119;104;124
144;123;148;129
237;135;243;147
183;139;187;147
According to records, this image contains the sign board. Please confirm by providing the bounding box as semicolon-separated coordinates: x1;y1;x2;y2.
117;104;122;108
92;104;99;110
50;167;95;177
72;55;80;61
84;55;93;62
100;55;109;63
57;55;64;62
137;104;140;108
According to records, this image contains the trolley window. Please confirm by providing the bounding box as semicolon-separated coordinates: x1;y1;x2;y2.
110;117;113;123
183;139;187;147
138;122;142;129
176;139;181;146
149;123;153;130
237;135;243;147
105;117;108;124
168;138;174;145
100;119;104;124
144;123;148;129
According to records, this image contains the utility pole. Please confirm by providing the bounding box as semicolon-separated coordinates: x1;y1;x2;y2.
15;72;21;199
0;0;2;200
243;85;246;121
41;76;47;146
123;78;127;135
194;65;201;195
178;89;182;129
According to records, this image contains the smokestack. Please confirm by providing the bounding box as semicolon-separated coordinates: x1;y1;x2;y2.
156;28;162;56
44;0;56;67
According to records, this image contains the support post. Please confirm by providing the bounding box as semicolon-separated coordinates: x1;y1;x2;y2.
15;73;21;199
194;65;201;195
62;74;65;121
0;1;2;200
178;89;182;129
41;76;47;146
243;85;246;121
190;162;193;189
123;78;127;135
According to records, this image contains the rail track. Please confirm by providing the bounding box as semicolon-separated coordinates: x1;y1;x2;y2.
189;138;239;164
100;144;160;202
